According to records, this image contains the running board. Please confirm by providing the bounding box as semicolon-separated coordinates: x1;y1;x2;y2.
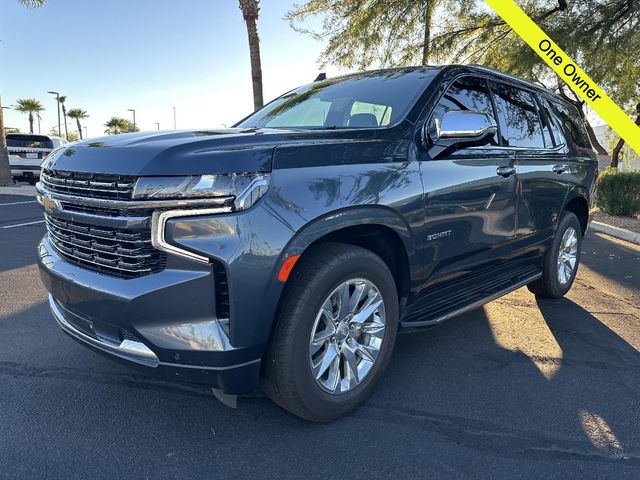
400;272;541;329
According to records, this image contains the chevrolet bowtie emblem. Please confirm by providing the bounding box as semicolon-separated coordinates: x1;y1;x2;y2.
42;194;62;215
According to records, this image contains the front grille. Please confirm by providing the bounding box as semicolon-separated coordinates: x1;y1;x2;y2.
46;214;166;278
42;169;136;200
59;201;155;218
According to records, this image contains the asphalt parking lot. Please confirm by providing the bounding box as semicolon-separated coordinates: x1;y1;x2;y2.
1;194;639;479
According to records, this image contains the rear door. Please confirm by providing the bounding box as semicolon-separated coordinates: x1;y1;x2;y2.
489;82;570;255
418;76;518;288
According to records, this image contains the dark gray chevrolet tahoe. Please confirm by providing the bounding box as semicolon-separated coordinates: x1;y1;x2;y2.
37;65;598;422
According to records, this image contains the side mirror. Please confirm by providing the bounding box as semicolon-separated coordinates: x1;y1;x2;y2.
425;110;498;158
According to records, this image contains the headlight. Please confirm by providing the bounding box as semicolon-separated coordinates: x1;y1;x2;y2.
132;173;269;210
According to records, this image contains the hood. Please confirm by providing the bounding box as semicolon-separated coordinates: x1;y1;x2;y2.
43;128;308;176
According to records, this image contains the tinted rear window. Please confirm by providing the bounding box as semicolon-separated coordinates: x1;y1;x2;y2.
7;135;54;149
491;83;545;149
237;69;439;129
549;100;592;149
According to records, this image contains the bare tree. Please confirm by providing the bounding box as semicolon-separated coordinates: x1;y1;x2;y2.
239;0;264;110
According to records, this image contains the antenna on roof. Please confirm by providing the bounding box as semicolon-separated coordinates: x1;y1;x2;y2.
314;72;327;82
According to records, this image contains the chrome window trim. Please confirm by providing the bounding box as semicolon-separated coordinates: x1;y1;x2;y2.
36;182;234;210
151;207;233;264
466;144;566;153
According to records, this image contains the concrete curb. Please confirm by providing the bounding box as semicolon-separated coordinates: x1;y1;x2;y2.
590;221;640;245
0;185;37;197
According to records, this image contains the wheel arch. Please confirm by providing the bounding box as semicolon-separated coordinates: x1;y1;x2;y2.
563;188;590;236
277;206;417;308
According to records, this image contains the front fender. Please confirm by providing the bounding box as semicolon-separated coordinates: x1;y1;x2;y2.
284;205;415;257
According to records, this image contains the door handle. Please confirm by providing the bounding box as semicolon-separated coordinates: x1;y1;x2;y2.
553;164;569;174
496;166;516;178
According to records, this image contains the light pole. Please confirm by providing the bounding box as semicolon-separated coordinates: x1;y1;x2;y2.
47;91;61;136
127;108;136;130
83;126;88;138
37;113;42;134
154;122;160;130
172;106;176;129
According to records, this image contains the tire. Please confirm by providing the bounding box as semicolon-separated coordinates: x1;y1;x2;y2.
528;211;583;298
261;242;399;422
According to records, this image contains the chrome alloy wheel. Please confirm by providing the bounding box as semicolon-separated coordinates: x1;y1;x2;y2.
557;226;578;285
309;278;386;394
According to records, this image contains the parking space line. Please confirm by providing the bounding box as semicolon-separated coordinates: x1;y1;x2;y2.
1;220;45;229
0;200;38;206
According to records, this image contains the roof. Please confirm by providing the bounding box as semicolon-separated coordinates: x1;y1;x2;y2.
332;64;567;104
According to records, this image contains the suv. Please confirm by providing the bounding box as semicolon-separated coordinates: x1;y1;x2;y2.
37;65;597;422
8;133;67;184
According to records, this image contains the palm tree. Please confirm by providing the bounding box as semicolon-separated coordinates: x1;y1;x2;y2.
104;117;137;135
239;0;263;110
104;117;126;135
19;0;46;5
67;108;89;139
15;98;45;134
59;95;68;140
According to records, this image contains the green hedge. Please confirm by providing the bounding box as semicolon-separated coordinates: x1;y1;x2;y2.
597;169;640;217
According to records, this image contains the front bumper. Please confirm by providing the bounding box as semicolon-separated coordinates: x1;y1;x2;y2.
38;236;262;394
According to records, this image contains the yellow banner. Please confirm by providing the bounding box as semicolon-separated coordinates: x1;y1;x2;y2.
484;0;640;155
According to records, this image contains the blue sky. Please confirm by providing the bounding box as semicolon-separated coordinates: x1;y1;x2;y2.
0;0;348;137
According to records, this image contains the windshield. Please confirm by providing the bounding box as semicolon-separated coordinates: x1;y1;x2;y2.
7;134;54;149
237;69;439;130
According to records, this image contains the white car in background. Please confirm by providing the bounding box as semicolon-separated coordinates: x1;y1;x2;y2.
7;134;67;184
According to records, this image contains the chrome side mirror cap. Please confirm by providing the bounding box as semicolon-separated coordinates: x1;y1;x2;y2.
437;110;497;141
424;110;498;159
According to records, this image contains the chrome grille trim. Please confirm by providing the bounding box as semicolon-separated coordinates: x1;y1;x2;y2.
41;169;135;200
151;207;232;263
45;214;165;277
37;171;237;276
37;181;234;210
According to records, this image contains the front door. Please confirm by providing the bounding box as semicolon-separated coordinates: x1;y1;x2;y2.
416;76;518;291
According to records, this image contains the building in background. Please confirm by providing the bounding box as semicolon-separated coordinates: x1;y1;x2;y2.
593;124;640;171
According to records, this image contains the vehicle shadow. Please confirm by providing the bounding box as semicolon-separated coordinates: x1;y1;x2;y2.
2;286;639;477
374;295;640;465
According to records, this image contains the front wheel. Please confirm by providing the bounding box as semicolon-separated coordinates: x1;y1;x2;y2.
528;211;582;298
261;243;398;422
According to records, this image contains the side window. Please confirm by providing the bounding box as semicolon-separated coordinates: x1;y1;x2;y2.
491;83;545;148
350;101;392;126
549;100;591;149
429;76;498;146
